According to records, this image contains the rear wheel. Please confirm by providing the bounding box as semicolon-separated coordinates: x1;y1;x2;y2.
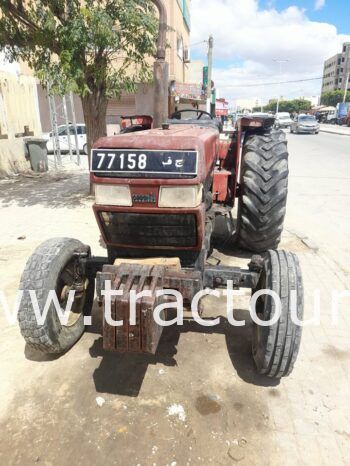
18;238;92;354
83;143;88;155
237;130;289;253
252;249;303;378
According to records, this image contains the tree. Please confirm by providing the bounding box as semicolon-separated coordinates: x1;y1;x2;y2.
0;1;158;152
263;99;312;114
321;90;350;107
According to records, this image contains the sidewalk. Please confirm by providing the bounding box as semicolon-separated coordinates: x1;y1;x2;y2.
319;123;350;136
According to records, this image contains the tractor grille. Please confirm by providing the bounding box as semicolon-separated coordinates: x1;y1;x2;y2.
100;212;197;247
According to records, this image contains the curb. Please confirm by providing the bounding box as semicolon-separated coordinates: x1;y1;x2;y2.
320;128;350;136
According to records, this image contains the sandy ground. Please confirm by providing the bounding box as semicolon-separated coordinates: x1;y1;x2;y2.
0;133;350;466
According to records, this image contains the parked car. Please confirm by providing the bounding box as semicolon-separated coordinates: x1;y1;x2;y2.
274;112;293;129
43;123;88;154
290;114;320;134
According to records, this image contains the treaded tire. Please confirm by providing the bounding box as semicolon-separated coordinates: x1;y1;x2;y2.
237;130;289;252
252;250;304;378
18;238;90;354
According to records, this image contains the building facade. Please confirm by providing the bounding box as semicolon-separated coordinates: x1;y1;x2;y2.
321;42;350;94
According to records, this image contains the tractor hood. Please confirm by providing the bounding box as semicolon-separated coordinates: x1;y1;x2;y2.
91;124;219;185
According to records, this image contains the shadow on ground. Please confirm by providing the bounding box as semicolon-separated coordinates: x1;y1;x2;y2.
87;306;279;397
0;171;91;208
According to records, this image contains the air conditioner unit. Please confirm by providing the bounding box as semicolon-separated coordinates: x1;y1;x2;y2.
183;48;191;63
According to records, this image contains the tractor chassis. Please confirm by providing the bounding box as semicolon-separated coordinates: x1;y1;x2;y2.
78;253;263;355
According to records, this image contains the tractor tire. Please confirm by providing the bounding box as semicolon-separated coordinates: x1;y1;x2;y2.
252;249;304;378
237;130;288;253
18;238;91;354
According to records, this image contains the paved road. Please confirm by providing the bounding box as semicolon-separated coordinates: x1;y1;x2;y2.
0;132;350;465
286;131;350;283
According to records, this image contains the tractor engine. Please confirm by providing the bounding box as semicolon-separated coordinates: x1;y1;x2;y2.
91;124;219;268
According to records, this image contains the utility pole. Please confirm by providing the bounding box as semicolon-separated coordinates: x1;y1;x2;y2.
207;35;214;115
343;71;350;103
62;96;73;162
69;92;81;166
273;58;289;114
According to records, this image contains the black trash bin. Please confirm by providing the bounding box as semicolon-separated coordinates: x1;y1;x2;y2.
25;138;48;172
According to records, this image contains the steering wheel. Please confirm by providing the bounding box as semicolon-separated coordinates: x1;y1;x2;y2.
170;109;213;120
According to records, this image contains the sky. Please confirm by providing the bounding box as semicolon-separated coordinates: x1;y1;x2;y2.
190;0;350;106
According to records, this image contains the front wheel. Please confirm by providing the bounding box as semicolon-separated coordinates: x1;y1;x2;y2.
18;238;92;354
252;250;304;378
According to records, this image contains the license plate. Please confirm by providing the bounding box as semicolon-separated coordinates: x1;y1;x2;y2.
91;149;198;177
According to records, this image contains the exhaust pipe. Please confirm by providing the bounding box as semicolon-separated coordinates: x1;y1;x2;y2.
152;0;169;128
153;0;167;60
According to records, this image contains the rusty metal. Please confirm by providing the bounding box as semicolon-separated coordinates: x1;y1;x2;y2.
151;0;169;128
101;264;165;354
203;265;260;289
152;0;167;60
162;268;202;302
98;263;205;354
212;169;230;202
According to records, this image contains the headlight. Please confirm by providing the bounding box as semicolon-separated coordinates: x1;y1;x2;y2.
159;185;203;208
95;184;132;206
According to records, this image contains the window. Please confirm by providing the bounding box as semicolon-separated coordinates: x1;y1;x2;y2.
177;36;183;60
58;126;67;136
78;125;86;135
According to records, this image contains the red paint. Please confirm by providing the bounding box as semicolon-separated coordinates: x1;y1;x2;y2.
91;125;218;187
213;169;230;202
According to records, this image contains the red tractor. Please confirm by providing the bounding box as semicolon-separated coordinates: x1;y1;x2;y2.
18;109;304;379
17;0;303;379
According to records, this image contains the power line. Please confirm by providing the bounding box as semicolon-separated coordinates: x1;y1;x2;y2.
190;40;208;47
220;76;324;88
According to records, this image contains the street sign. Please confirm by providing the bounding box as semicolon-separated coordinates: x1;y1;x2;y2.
203;66;208;87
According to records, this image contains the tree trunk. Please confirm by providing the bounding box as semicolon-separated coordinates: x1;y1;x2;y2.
81;90;108;192
81;90;108;152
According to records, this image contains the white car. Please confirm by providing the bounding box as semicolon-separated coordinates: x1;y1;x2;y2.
274;112;293;129
44;124;88;154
